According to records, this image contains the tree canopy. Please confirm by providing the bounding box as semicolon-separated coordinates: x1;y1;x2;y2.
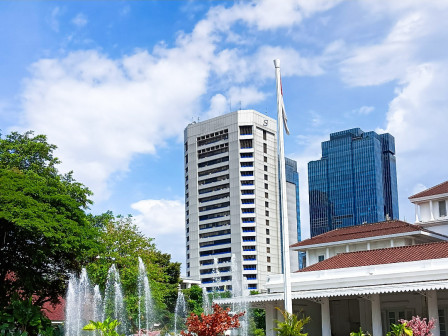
0;131;99;307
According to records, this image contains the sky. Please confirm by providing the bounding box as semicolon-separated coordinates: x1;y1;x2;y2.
1;0;448;273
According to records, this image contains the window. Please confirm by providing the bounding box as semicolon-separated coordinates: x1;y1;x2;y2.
242;217;255;223
267;247;270;253
241;180;254;186
241;153;253;158
245;274;257;280
248;284;257;289
242;189;254;195
265;201;269;207
241;171;254;177
240;139;253;149
264;156;268;162
440;201;447;217
243;236;256;242
265;192;268;198
265;210;269;216
264;174;268;181
264;165;268;172
240;126;253;135
242;208;255;213
266;238;270;244
244;255;256;260
266;229;270;235
267;256;271;262
243;246;256;251
242;199;255;204
265;183;268;189
263;143;267;153
267;266;271;272
263;130;267;140
244;265;256;270
241;162;254;167
266;219;270;226
318;255;325;262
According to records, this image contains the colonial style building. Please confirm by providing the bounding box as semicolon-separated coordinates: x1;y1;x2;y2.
217;216;448;336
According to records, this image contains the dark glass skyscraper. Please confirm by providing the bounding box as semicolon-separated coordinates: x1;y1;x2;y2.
308;128;399;237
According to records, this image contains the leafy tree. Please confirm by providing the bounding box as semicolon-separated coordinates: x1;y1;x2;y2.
86;214;181;329
184;285;204;316
0;131;99;308
0;294;61;335
181;304;244;336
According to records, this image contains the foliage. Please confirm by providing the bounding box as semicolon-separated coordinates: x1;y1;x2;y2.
83;318;124;336
0;295;59;336
350;327;371;336
249;291;265;336
0;131;99;308
86;214;181;329
386;322;413;336
181;304;244;336
274;308;310;336
183;285;204;316
400;316;435;336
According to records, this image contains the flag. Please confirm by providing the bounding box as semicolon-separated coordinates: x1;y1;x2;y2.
280;78;290;135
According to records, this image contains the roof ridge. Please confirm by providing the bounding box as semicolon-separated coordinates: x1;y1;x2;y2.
409;180;448;199
336;240;448;257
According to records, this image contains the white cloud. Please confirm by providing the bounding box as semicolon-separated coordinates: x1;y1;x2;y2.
21;46;211;200
228;86;266;108
204;94;228;119
354;106;374;115
72;13;88;28
131;199;185;265
49;7;61;32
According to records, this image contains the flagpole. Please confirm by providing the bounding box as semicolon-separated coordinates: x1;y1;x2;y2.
274;59;293;314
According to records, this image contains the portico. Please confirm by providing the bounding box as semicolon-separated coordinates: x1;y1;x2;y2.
216;244;448;336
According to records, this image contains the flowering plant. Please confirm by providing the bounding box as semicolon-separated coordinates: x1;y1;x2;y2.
181;304;244;336
399;316;436;336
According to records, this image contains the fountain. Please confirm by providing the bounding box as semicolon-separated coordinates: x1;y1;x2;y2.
230;254;249;336
137;257;155;334
174;291;187;335
202;287;212;315
103;264;129;335
212;258;221;300
64;269;99;336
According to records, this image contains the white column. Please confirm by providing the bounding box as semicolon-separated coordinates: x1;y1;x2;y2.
430;200;435;221
415;204;420;222
346;244;350;253
390;239;394;247
371;294;382;336
325;247;330;259
367;242;371;250
321;297;331;336
427;290;440;336
305;250;310;267
265;303;277;336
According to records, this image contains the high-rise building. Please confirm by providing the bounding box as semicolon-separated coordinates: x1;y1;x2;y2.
308;128;399;237
184;110;300;292
285;158;301;270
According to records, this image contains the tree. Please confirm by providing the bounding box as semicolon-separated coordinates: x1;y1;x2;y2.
0;131;99;308
401;316;435;336
183;285;204;316
86;214;181;329
181;304;244;336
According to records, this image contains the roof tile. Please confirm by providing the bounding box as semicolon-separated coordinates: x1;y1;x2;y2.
298;241;448;272
291;220;426;248
409;180;448;199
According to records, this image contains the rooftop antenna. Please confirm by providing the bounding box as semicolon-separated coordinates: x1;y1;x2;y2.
229;98;232;113
239;100;242;111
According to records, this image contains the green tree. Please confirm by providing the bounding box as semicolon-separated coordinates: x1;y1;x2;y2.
0;131;99;308
184;285;204;316
86;214;181;330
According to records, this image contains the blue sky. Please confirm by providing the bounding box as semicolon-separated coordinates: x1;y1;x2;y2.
1;1;448;272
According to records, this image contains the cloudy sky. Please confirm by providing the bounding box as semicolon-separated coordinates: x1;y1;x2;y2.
1;0;447;272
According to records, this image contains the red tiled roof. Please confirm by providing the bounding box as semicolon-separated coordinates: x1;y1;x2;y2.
291;220;426;248
42;298;65;321
298;241;448;272
409;181;448;199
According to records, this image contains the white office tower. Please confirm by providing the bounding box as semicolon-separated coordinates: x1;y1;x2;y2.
184;110;283;293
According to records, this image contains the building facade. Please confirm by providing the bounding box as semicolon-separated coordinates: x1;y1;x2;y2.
308;128;399;237
285;157;301;270
184;110;299;292
409;180;448;236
